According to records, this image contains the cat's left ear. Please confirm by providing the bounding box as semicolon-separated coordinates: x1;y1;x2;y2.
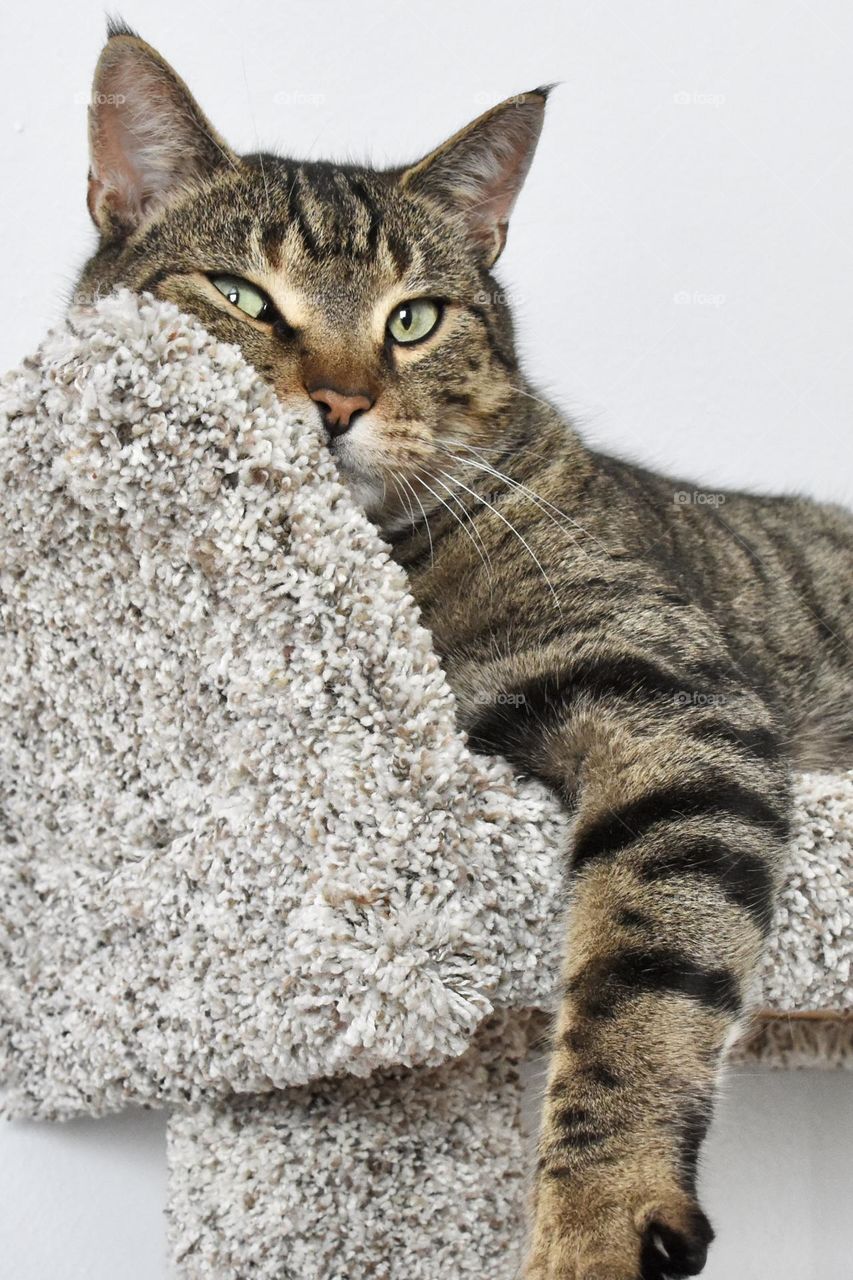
399;87;551;267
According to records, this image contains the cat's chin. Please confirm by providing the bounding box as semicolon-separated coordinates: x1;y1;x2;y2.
342;473;413;534
336;467;386;522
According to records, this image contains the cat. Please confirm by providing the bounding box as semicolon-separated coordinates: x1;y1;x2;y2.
74;21;853;1280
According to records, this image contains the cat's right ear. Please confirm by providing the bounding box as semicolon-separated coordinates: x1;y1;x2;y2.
87;24;237;240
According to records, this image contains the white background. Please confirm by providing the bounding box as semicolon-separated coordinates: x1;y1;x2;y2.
1;2;851;1277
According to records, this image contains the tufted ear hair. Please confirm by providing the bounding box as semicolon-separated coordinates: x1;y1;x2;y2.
87;21;237;239
399;87;551;267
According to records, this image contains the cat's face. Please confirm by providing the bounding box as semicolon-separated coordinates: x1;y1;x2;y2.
77;27;548;530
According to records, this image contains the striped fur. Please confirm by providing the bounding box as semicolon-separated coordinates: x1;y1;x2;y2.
75;27;853;1279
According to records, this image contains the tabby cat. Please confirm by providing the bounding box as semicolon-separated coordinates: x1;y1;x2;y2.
75;23;853;1280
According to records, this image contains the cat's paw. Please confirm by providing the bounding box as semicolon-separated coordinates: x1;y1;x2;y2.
524;1178;713;1280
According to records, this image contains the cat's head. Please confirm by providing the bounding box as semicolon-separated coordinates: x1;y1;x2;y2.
77;24;549;529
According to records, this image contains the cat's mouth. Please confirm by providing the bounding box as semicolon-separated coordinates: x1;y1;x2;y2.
327;425;389;518
328;412;443;530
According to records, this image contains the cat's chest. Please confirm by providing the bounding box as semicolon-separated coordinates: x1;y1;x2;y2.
402;547;563;673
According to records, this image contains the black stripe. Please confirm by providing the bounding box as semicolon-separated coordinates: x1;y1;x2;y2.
616;907;654;930
288;171;323;261
584;1062;621;1089
655;588;690;606
534;607;632;648
261;219;288;268
690;656;742;688
384;524;415;548
689;716;781;761
468;304;516;370
551;1104;592;1126
561;1026;588;1054
637;836;776;933
768;528;847;655
540;1157;616;1179
484;440;523;476
554;1134;606;1154
549;1104;611;1155
551;1121;607;1153
567;947;741;1019
137;267;189;294
384;227;412;277
466;653;692;760
572;775;790;870
347;177;382;258
399;543;436;573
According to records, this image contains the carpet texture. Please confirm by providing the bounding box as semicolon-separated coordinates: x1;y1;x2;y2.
0;291;849;1278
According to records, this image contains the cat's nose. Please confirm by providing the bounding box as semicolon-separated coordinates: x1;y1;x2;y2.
308;385;374;438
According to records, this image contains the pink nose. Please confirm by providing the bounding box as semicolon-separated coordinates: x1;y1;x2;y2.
308;386;373;438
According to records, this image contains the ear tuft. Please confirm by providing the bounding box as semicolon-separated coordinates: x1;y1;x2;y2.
105;14;140;41
400;87;551;267
87;32;236;240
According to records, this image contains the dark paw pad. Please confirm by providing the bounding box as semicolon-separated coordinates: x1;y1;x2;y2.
639;1206;714;1278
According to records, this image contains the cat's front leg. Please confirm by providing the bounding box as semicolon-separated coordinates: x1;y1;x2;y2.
527;967;720;1280
515;685;790;1278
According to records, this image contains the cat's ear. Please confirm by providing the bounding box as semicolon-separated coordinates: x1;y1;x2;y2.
87;23;237;239
399;88;551;267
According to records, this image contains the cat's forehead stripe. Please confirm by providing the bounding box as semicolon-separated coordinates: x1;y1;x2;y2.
254;165;412;280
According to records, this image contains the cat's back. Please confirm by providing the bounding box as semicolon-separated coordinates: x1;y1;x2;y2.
584;447;853;767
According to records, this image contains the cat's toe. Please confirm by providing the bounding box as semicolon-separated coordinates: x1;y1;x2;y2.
525;1181;714;1280
637;1202;714;1279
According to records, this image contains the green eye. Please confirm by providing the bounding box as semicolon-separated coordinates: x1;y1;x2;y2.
210;273;275;321
387;298;442;345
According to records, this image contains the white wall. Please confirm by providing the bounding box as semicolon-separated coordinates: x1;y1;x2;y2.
1;2;851;1276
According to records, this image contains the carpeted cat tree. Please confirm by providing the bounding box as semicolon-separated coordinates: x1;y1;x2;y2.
1;292;850;1279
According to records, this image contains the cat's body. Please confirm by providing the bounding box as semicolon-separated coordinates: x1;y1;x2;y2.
392;411;853;778
386;390;853;1278
73;24;853;1280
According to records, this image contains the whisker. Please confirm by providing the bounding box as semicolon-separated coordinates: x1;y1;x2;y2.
508;382;560;414
410;467;493;576
437;469;564;615
397;472;434;567
442;445;587;556
440;427;571;472
440;440;613;561
240;56;272;216
432;475;496;576
389;474;417;532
